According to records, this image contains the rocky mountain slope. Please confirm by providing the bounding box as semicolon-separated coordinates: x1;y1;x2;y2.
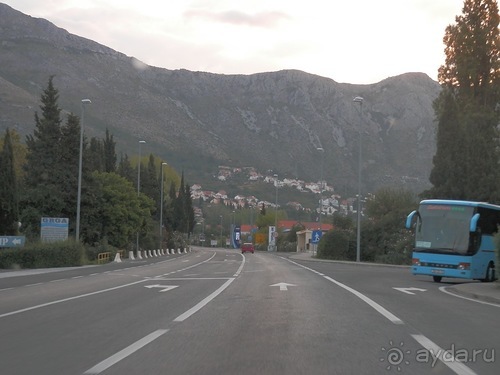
0;3;440;195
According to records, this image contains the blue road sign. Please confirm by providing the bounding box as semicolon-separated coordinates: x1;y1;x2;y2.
0;236;26;248
311;230;322;244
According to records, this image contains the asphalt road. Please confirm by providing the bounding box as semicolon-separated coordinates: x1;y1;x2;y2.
0;247;498;375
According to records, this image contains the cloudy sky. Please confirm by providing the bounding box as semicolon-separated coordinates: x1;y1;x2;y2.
5;0;465;84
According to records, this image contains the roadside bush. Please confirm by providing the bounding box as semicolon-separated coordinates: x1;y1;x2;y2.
317;230;356;261
0;240;86;269
85;238;122;262
277;241;297;252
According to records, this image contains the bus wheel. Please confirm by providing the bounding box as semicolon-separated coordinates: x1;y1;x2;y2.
481;263;495;283
433;276;442;283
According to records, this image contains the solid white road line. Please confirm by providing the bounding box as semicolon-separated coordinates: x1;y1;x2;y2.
323;275;404;325
285;258;404;324
411;334;477;375
174;278;235;322
439;286;500;308
83;329;169;374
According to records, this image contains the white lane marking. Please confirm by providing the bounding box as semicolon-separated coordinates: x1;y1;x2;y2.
174;278;235;322
393;287;427;295
0;279;149;319
285;257;403;325
25;283;42;287
270;282;296;291
83;329;169;374
233;252;245;277
160;252;216;277
439;286;500;308
411;334;477;375
144;285;179;293
323;276;404;324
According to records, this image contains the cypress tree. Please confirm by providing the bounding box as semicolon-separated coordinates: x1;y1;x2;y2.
0;129;19;235
426;0;500;202
117;153;135;183
103;129;117;173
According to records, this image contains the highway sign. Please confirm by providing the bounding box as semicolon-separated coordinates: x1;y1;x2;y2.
0;236;26;248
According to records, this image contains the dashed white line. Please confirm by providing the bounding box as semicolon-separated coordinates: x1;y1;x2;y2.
0;279;149;319
25;283;42;287
84;329;169;374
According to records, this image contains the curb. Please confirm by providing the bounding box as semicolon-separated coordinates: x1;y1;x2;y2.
447;283;500;305
289;253;410;269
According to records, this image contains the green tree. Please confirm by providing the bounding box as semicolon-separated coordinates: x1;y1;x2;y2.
103;129;117;173
438;0;499;107
86;172;154;248
427;0;500;202
0;129;19;235
21;77;65;238
363;187;416;264
142;154;159;205
88;137;104;172
117;153;135;183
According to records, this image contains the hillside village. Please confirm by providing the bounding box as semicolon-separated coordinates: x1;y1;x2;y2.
190;166;366;218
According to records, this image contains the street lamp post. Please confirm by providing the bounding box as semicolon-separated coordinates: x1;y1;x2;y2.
231;210;235;248
136;140;146;256
219;215;223;248
76;98;91;242
274;174;278;251
317;147;324;230
316;147;324;256
159;162;168;249
353;96;363;262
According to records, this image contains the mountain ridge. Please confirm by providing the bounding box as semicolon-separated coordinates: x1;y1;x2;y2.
0;2;440;195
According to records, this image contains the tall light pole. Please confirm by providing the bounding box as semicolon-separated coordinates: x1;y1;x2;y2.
274;173;278;251
353;96;363;262
136;140;146;256
317;147;324;230
219;215;223;248
159;162;168;249
76;98;91;242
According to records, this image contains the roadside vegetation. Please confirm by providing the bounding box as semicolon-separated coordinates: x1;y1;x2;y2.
0;77;195;268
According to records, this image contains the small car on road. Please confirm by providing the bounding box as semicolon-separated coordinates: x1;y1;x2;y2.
241;242;255;254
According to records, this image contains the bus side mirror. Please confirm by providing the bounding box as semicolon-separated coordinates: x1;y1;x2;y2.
470;213;480;232
406;210;417;229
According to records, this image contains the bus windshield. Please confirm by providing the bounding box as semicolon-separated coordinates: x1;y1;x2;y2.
414;204;474;255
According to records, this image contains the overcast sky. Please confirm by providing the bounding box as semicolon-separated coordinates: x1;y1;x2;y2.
5;0;465;84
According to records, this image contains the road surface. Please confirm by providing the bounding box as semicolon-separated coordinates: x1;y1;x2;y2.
1;247;498;374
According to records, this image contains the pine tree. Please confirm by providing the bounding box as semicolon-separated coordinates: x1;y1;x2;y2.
0;129;19;234
21;77;66;237
24;76;62;187
59;113;85;232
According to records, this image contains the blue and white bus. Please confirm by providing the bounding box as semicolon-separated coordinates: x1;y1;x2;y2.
406;200;499;283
